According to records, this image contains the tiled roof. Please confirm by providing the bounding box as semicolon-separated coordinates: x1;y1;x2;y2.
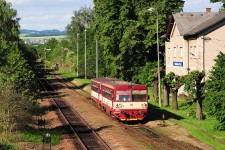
173;12;225;36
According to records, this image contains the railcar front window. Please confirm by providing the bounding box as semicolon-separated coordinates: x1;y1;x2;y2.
132;90;147;101
116;91;131;101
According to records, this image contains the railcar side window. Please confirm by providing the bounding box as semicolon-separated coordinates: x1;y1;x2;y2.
91;83;99;92
132;90;147;101
116;91;131;101
102;88;113;100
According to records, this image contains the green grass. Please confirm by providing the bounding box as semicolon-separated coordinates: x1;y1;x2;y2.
59;71;74;78
148;93;225;150
20;126;61;146
59;71;90;86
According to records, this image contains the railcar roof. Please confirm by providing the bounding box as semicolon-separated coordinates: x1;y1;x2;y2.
103;80;146;89
91;77;146;89
91;77;121;83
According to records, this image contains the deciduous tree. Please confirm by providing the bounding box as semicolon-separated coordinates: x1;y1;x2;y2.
204;52;225;130
161;72;176;106
184;71;205;120
171;75;183;110
0;0;20;66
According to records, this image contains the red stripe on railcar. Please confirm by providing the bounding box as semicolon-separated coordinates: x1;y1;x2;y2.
91;77;148;121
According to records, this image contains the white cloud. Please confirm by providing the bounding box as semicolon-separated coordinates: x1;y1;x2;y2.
42;15;57;21
59;15;72;21
183;0;222;12
6;0;30;5
4;0;93;30
58;0;74;2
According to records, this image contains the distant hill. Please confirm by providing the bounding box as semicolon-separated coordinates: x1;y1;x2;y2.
20;29;67;37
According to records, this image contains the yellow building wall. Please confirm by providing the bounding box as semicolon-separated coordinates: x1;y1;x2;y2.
166;23;187;76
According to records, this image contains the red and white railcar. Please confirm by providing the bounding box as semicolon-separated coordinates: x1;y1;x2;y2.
91;77;148;121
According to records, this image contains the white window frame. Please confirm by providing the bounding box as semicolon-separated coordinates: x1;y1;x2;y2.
168;48;171;58
180;47;183;58
174;47;177;57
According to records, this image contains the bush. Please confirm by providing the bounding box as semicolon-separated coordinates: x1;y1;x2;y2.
0;143;15;150
204;52;225;130
0;82;32;133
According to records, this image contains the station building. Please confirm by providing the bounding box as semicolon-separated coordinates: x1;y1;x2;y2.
165;8;225;79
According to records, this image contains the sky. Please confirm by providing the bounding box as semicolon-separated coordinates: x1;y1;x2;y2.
5;0;223;31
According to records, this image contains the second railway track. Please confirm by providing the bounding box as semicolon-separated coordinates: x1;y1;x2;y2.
125;123;201;150
38;73;111;150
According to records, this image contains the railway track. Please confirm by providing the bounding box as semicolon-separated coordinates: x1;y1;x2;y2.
37;73;111;150
125;123;201;150
50;73;201;150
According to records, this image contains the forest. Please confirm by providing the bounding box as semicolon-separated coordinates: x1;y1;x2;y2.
0;0;225;148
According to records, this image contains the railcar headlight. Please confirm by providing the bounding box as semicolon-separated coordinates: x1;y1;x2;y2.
141;103;148;108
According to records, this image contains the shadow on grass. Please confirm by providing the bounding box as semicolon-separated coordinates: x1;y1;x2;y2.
64;77;75;82
141;103;184;124
76;83;89;89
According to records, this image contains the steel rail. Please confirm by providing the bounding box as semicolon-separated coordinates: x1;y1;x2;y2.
38;73;111;150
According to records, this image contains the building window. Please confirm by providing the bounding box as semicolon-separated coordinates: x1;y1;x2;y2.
168;48;171;58
174;47;177;57
180;47;183;58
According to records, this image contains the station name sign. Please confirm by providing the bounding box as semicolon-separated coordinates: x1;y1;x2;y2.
173;61;183;67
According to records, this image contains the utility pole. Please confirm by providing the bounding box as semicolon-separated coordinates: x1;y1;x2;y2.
77;33;79;77
85;29;87;79
96;39;98;77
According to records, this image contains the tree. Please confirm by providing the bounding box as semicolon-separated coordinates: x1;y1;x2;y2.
204;52;225;130
0;2;38;143
66;6;94;54
93;0;184;81
0;0;38;99
161;72;176;106
1;50;38;97
0;0;20;67
184;71;205;120
0;82;32;134
132;62;158;101
170;75;183;110
18;40;38;68
66;6;95;77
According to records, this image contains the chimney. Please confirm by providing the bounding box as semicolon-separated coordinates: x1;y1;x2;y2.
206;8;211;13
